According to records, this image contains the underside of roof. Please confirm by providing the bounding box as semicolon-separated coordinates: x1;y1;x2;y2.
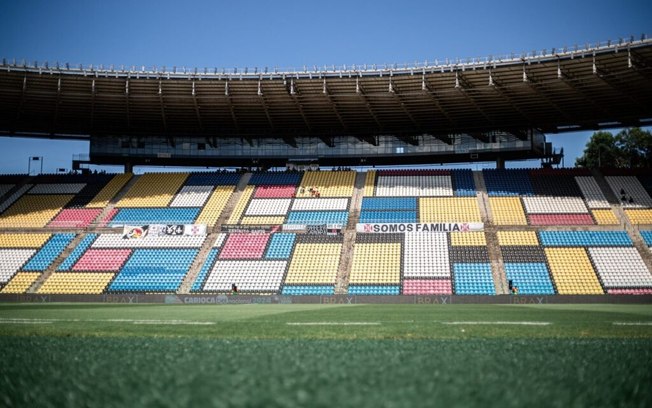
1;38;651;143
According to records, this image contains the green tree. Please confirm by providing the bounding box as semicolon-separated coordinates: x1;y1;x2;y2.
575;131;620;168
575;128;652;168
614;127;652;168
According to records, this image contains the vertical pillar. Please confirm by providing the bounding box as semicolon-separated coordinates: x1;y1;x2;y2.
496;157;505;169
124;162;133;173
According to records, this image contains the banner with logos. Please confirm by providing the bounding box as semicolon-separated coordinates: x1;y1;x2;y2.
356;222;484;234
282;224;344;234
123;224;207;238
221;225;281;234
122;225;149;239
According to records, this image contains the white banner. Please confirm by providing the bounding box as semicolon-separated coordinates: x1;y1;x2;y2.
123;224;206;238
356;222;484;233
122;225;149;239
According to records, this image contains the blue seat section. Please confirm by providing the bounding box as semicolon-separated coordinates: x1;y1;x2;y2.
359;211;417;223
504;263;555;295
348;285;400;295
483;169;534;196
249;173;302;185
361;197;417;211
453;263;495;295
191;249;219;292
286;211;349;225
538;231;632;247
265;233;296;259
185;173;241;186
452;169;476;196
282;285;335;295
109;249;198;292
23;233;75;271
109;208;200;226
57;234;97;270
640;231;652;246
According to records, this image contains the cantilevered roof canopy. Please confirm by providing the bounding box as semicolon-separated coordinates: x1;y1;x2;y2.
0;37;651;142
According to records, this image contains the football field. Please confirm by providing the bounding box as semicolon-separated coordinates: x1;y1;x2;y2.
1;303;651;407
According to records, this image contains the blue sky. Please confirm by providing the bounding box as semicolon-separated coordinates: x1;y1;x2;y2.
0;0;650;173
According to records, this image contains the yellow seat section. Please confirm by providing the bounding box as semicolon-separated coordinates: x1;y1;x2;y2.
1;272;40;293
419;197;481;222
37;273;115;294
241;216;285;225
196;186;234;226
296;171;355;197
625;209;652;225
592;209;619;225
364;170;376;196
227;185;255;224
545;248;603;295
86;173;133;208
489;197;527;225
285;243;341;284
0;233;51;248
451;232;486;246
0;195;73;228
349;243;401;284
116;173;188;207
497;231;539;246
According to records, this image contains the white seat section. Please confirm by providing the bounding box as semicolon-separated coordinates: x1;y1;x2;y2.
589;247;652;288
376;175;453;197
403;233;450;278
213;233;227;248
245;199;292;216
170;185;213;207
28;183;86;194
91;234;205;248
0;249;36;283
0;184;14;197
203;260;287;291
606;176;652;208
522;196;589;214
0;184;32;213
575;176;610;209
291;198;348;211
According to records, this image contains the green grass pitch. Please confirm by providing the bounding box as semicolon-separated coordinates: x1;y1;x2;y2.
1;303;651;407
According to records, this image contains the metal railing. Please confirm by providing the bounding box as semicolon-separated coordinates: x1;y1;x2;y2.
2;35;649;80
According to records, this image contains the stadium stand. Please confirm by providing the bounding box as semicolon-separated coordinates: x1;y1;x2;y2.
1;169;652;297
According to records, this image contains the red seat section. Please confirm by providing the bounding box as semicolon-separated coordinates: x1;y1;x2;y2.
219;233;270;259
98;208;119;227
72;249;132;271
402;279;452;295
607;288;652;295
48;208;103;228
253;185;297;198
528;214;594;225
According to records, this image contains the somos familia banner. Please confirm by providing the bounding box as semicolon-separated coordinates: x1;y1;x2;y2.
357;222;484;233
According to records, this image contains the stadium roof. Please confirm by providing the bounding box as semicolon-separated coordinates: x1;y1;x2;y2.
1;37;651;144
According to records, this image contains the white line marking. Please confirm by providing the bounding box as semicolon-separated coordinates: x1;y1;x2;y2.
0;319;53;324
131;320;215;326
0;318;214;326
441;321;551;326
287;322;381;326
613;322;652;326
